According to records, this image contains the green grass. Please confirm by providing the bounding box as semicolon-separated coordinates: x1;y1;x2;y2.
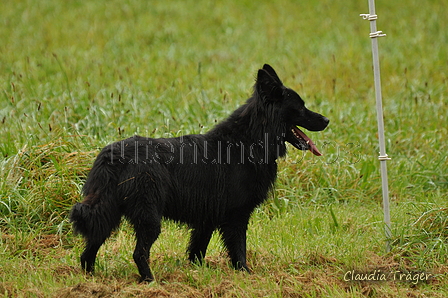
1;0;447;297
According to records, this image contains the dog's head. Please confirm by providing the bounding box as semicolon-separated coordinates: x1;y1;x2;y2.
256;64;329;156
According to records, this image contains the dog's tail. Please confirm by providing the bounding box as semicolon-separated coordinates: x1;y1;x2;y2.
69;145;123;240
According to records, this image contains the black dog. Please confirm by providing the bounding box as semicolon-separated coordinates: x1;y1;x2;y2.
70;64;329;282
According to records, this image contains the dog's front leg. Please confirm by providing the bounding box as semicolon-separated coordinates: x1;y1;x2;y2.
219;217;251;273
187;225;215;264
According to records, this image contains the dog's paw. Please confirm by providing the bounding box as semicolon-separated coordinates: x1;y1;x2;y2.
138;275;155;284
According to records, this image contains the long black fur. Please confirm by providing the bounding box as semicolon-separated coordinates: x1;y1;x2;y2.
70;64;329;282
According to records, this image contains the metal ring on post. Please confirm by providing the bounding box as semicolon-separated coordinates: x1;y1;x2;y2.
370;31;387;38
360;13;378;20
378;154;391;161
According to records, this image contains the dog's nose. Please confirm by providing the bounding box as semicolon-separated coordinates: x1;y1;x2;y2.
323;117;330;126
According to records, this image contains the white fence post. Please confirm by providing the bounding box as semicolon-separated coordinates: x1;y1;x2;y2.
360;0;392;252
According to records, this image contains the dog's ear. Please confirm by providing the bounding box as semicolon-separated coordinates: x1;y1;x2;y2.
256;69;283;102
262;64;283;85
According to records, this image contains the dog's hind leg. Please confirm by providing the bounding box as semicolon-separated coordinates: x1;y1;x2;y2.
219;215;251;273
71;201;122;275
81;237;108;273
187;226;214;264
131;215;161;283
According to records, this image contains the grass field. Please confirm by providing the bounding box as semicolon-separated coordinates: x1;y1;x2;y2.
1;0;447;297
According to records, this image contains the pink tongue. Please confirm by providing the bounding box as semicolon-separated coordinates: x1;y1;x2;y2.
293;127;322;156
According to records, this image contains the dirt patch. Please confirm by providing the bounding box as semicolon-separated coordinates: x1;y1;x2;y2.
56;283;117;298
56;282;201;298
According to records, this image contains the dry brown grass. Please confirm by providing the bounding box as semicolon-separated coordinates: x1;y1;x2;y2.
46;250;447;298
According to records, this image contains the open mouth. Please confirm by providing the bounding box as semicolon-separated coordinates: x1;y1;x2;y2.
289;126;322;156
